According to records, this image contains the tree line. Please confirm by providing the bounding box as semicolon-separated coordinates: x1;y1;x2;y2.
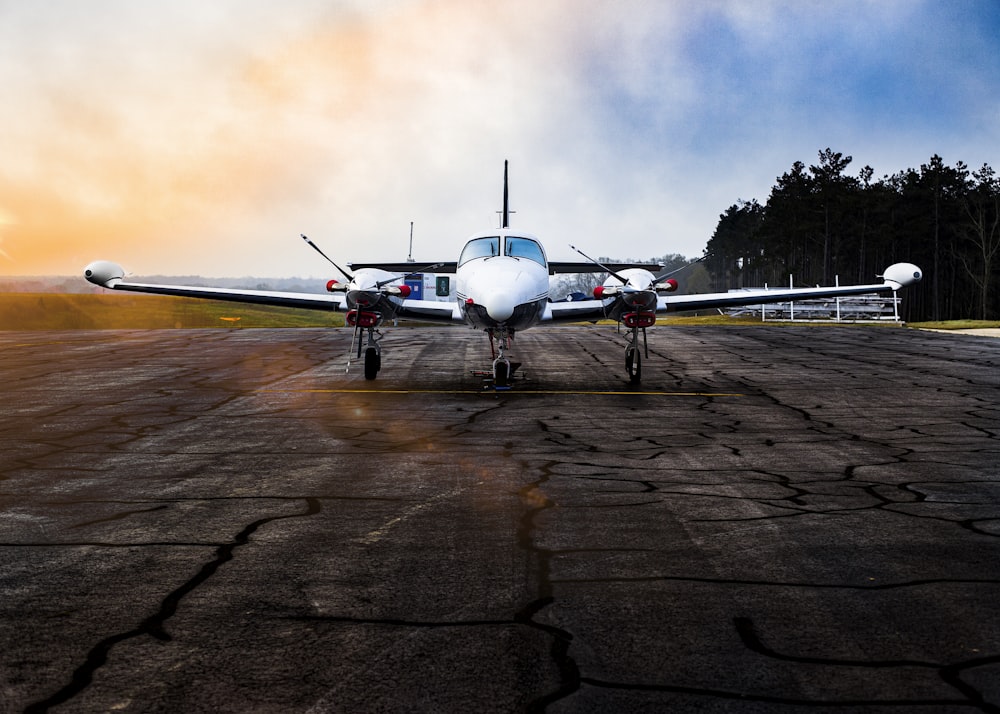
704;149;1000;321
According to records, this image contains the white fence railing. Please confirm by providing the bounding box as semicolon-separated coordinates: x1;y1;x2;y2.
724;291;901;322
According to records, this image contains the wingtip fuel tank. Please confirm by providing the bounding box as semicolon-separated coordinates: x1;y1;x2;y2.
84;261;126;288
881;263;922;290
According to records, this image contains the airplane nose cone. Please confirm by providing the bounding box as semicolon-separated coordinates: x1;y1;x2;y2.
482;291;516;322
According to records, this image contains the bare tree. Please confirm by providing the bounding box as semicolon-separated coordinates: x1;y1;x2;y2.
956;164;1000;320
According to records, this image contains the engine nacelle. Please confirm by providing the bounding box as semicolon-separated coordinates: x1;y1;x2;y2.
655;278;679;293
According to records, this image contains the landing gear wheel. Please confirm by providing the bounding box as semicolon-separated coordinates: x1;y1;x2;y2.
494;361;509;388
364;347;381;380
626;348;642;384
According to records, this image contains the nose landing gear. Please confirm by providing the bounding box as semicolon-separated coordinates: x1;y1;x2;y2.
492;328;513;388
472;328;520;389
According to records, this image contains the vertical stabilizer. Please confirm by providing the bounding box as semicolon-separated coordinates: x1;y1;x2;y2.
502;160;510;229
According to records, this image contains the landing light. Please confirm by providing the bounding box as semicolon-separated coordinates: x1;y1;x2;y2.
622;312;656;328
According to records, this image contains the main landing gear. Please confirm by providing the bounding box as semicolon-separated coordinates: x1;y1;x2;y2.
347;310;382;380
622;311;655;385
625;340;642;383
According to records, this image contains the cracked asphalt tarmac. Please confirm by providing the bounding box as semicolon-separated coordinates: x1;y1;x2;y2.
1;325;998;712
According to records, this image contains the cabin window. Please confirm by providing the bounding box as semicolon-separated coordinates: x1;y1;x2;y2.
505;237;546;266
459;236;500;266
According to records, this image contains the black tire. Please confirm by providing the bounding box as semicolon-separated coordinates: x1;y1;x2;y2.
364;348;380;380
494;361;508;388
626;349;641;384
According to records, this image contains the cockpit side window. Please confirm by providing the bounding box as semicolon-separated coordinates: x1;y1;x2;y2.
458;236;500;266
505;237;546;266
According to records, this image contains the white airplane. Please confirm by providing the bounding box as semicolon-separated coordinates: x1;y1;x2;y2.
85;162;922;387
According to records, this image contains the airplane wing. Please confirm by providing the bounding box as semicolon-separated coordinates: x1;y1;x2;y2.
542;284;902;324
86;260;463;322
543;263;921;323
84;261;346;311
548;261;664;275
348;262;458;273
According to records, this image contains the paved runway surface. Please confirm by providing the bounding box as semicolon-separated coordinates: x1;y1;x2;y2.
1;325;999;712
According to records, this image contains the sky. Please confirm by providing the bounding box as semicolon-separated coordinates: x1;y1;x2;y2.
2;0;999;278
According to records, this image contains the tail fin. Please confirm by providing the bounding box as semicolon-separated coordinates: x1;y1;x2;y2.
502;160;510;229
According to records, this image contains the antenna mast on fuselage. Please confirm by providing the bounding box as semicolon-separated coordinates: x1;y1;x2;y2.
502;160;509;228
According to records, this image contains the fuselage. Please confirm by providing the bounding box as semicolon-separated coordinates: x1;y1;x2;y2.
455;229;550;331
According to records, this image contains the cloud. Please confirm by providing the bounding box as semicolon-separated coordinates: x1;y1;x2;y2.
1;1;998;276
2;1;605;273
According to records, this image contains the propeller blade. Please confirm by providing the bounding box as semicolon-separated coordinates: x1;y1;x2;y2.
302;234;353;282
653;254;708;281
375;263;446;289
569;244;630;285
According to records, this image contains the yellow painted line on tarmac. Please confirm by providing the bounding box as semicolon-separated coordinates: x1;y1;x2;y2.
255;388;743;397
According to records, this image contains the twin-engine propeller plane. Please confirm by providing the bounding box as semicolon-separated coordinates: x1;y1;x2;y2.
85;162;922;388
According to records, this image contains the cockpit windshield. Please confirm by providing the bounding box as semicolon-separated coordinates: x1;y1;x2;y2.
505;237;546;266
457;235;547;267
458;236;500;266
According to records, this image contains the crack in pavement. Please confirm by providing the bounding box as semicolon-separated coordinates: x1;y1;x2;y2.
22;497;322;713
515;458;581;712
734;616;1000;712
